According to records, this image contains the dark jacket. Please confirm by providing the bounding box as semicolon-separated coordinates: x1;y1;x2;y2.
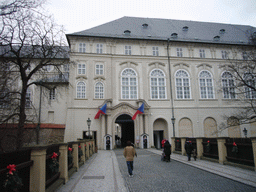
164;141;171;155
185;142;193;154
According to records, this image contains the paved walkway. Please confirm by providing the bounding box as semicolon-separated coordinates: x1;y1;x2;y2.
56;149;256;192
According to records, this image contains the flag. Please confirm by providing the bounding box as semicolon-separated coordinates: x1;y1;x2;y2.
94;103;107;119
132;103;144;120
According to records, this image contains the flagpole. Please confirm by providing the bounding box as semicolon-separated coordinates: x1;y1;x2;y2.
167;38;176;137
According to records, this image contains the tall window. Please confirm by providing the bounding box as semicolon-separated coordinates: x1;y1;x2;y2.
125;45;131;55
221;50;228;59
50;88;56;100
152;47;159;56
121;68;137;99
175;70;191;99
199;49;205;58
25;88;32;108
77;82;86;99
244;73;256;99
78;64;86;75
95;82;104;99
79;43;86;53
95;63;104;75
222;72;235;99
199;71;214;99
177;48;183;57
96;44;103;54
150;69;166;99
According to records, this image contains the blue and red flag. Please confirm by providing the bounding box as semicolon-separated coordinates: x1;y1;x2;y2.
132;103;144;120
94;103;107;119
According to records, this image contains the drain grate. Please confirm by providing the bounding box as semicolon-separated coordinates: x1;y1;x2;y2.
82;176;105;180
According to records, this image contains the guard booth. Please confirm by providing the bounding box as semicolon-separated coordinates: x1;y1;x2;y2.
104;134;112;150
140;134;149;149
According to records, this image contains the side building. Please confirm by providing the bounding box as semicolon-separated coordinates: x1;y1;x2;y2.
64;16;256;150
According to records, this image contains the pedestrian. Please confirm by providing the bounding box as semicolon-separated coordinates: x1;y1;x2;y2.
123;140;136;177
163;140;171;162
161;139;166;148
185;140;193;161
192;148;197;161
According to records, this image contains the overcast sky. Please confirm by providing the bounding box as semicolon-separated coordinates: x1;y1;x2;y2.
45;0;256;34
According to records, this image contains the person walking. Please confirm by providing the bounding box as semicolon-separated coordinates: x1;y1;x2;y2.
123;141;136;177
163;140;171;162
185;140;193;161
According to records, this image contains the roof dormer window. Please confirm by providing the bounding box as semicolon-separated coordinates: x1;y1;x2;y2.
182;26;188;31
213;36;220;41
124;30;131;36
142;23;148;29
171;33;178;38
220;29;225;34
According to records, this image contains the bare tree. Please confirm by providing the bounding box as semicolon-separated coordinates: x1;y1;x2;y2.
218;31;256;131
0;0;68;151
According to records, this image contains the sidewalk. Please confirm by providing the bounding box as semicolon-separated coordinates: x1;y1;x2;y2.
147;148;256;188
56;150;127;192
56;149;256;192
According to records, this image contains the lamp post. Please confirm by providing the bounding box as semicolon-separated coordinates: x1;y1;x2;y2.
243;128;248;138
87;118;91;139
171;117;176;137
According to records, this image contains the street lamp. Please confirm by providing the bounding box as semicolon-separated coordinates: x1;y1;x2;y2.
171;117;176;137
87;118;91;139
243;128;248;138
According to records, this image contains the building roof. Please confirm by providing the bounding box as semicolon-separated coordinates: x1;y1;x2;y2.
67;16;256;45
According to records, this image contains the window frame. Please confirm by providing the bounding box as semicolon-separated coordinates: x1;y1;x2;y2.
221;50;229;59
78;64;86;75
176;48;183;57
96;43;103;54
76;81;86;99
175;70;191;99
152;46;159;56
95;63;104;76
199;70;214;99
199;49;205;58
125;45;132;55
95;82;104;99
25;88;32;108
244;73;256;99
79;43;86;53
49;87;56;100
121;68;138;99
221;71;236;99
150;69;167;99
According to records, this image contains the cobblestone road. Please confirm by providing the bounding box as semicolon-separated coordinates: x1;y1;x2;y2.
114;149;256;192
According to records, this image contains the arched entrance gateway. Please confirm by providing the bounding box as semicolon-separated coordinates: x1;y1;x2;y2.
115;114;134;147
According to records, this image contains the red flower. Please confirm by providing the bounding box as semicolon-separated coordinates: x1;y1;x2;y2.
207;140;210;143
233;142;237;146
177;140;179;142
68;147;72;151
51;152;58;159
7;164;16;174
79;145;81;148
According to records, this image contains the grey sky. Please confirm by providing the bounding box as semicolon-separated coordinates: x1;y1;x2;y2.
45;0;256;34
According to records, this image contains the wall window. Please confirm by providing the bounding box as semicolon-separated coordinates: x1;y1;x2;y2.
199;70;214;99
199;49;205;58
125;45;131;55
78;64;86;75
95;82;104;99
175;70;191;99
222;72;235;99
25;88;32;108
244;73;256;99
177;48;183;57
152;47;159;56
49;88;56;100
95;63;104;75
242;52;248;60
96;44;103;54
150;69;166;99
221;50;228;59
76;82;86;99
79;43;86;53
121;68;137;99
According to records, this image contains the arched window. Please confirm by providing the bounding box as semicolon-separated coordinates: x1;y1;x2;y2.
244;73;256;99
77;82;86;99
150;69;166;99
175;70;191;99
95;82;104;99
121;68;138;99
199;70;214;99
221;72;235;99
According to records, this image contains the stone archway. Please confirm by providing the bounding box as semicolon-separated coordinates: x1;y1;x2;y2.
115;114;134;147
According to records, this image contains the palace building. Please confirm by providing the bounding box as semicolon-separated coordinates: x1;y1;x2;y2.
42;17;256;149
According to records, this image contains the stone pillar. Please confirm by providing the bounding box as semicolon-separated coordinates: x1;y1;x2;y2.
181;138;186;156
251;137;256;171
196;138;203;159
144;115;149;146
59;144;68;183
101;115;106;150
139;115;143;136
171;137;175;153
85;141;89;158
30;146;47;192
72;142;79;171
80;141;85;163
107;114;112;135
217;137;228;165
